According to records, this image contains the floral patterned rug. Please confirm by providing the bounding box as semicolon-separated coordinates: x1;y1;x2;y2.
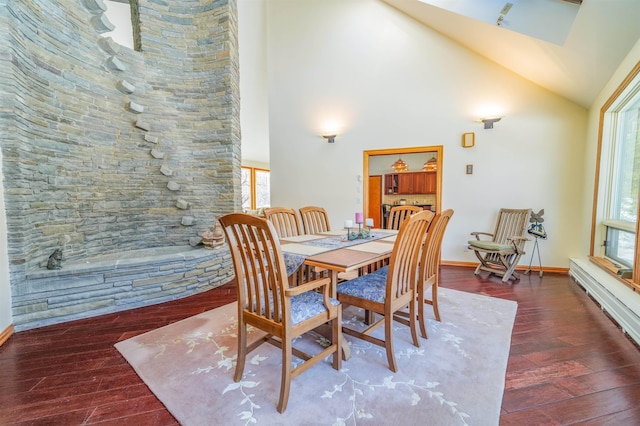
115;288;517;425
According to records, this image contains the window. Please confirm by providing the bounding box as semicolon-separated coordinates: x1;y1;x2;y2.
241;167;270;210
255;169;270;208
595;62;640;278
241;167;251;210
102;1;140;52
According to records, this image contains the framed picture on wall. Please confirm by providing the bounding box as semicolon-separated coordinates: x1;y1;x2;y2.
462;132;475;148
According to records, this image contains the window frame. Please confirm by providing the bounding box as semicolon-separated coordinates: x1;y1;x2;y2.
241;166;270;210
592;61;640;285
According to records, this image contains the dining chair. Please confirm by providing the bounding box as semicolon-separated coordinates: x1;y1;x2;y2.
336;210;434;372
386;205;422;230
218;212;342;413
263;207;302;238
416;209;453;335
381;209;453;339
468;208;531;282
264;207;325;284
299;206;331;234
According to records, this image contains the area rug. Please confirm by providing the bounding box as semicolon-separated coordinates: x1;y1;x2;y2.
115;288;517;425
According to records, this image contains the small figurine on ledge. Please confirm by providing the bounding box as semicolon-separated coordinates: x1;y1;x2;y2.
46;248;64;270
202;222;225;249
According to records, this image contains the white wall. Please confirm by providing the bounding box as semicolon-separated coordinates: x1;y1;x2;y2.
239;0;270;165
0;148;13;334
264;0;587;268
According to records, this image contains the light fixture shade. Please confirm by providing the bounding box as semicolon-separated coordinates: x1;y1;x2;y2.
422;157;437;172
391;158;408;172
481;117;502;129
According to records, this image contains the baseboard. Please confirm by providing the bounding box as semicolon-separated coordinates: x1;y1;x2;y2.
441;260;568;274
0;323;14;347
570;258;640;346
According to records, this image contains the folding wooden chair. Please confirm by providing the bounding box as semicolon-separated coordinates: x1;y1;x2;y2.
468;208;532;282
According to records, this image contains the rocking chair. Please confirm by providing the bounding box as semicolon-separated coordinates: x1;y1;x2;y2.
468;208;532;282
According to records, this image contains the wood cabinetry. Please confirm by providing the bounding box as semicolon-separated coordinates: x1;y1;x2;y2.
424;172;436;194
398;173;413;194
384;172;436;195
384;174;398;194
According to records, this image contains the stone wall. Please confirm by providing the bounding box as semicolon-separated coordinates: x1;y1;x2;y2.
0;0;241;329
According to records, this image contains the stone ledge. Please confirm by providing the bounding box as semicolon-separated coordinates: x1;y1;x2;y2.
14;245;233;331
26;246;209;279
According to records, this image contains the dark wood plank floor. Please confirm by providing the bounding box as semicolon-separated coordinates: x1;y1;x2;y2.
1;266;639;425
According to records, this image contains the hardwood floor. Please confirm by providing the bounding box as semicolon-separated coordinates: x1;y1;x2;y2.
1;266;640;425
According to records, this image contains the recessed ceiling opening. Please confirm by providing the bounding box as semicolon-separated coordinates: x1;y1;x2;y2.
418;0;581;45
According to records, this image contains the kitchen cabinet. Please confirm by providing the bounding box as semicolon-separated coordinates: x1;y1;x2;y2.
384;174;398;194
384;172;436;195
424;172;436;194
398;173;413;194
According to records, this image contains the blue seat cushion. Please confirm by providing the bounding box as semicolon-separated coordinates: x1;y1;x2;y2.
290;291;339;325
372;265;388;276
336;272;387;303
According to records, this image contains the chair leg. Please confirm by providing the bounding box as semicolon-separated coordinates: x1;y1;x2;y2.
277;338;293;413
474;262;482;275
500;254;521;282
384;314;398;373
417;284;428;339
431;284;441;322
332;306;342;371
409;296;420;347
234;321;247;382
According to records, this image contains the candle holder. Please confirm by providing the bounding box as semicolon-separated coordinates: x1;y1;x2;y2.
346;223;372;241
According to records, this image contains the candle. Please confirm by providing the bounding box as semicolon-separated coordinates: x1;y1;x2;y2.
365;218;374;227
344;220;353;228
355;212;363;224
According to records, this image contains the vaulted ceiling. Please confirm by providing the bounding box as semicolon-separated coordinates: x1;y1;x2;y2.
383;0;640;108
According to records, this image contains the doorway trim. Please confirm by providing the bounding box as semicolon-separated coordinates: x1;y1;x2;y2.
363;145;444;218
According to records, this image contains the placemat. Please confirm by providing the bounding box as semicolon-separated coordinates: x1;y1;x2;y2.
345;241;394;254
279;234;326;243
280;244;331;256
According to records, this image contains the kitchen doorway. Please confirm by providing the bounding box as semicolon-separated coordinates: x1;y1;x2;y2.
363;146;443;228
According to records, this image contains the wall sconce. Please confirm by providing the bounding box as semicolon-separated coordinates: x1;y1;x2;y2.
481;117;502;129
323;134;336;143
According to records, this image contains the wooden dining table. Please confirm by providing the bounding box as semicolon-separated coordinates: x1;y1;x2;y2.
279;228;398;359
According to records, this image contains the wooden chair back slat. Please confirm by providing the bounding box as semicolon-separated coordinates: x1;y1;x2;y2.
386;210;435;304
386;205;422;230
299;206;331;234
220;213;288;325
264;207;302;238
421;209;454;283
492;208;531;250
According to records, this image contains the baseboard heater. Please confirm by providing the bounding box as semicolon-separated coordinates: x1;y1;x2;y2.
570;258;640;346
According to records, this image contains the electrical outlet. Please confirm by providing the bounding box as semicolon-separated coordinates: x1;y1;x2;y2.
463;244;469;252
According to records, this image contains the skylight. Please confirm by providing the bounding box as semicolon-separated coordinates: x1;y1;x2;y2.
418;0;582;45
